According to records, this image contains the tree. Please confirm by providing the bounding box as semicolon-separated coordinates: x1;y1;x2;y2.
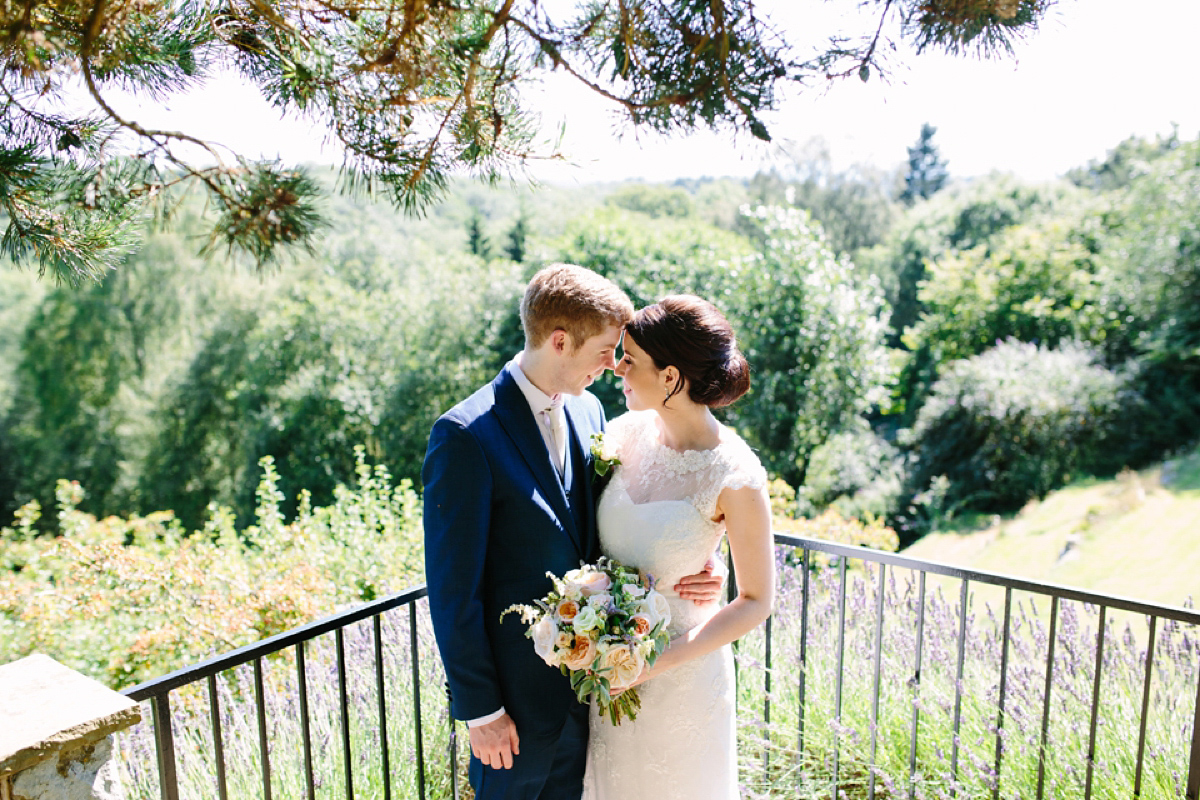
0;1;1050;281
559;204;894;484
745;139;899;258
504;209;530;263
466;208;493;260
900;123;950;205
1066;129;1181;193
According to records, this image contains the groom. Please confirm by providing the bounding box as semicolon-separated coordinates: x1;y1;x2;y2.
423;264;722;799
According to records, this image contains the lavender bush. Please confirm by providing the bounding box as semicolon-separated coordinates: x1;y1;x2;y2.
115;599;470;800
735;551;1199;798
114;546;1197;799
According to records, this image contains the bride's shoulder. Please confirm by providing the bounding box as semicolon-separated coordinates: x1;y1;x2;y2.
605;410;654;446
715;426;768;490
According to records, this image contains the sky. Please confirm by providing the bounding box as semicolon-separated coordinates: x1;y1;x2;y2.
105;0;1200;187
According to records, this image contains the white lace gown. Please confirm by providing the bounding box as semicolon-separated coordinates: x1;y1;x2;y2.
582;411;767;800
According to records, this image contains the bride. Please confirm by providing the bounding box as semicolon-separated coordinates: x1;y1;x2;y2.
582;295;774;799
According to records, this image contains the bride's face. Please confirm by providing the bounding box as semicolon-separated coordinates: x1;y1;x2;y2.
614;334;670;411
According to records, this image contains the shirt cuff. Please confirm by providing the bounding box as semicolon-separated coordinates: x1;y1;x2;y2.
467;707;506;728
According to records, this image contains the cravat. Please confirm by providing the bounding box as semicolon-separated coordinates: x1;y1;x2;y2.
541;394;567;475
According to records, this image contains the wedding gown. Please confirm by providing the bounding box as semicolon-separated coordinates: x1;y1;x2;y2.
582;410;767;800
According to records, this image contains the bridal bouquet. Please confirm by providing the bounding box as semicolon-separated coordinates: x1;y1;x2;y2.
502;556;671;725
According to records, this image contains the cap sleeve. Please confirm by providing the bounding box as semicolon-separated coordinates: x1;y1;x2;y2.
720;439;768;494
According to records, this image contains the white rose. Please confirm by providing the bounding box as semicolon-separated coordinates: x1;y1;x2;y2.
531;616;560;666
573;605;601;634
622;584;646;598
639;590;672;629
597;643;646;690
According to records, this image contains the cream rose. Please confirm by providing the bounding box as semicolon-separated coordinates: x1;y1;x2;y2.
562;634;598;671
597;642;646;690
639;590;672;629
587;592;613;611
576;570;612;597
531;616;560;666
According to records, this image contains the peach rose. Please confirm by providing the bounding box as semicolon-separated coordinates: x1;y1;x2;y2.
555;598;580;623
562;634;598;671
630;613;653;636
597;642;646;690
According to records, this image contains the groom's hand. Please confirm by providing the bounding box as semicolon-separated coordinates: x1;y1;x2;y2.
469;713;520;770
674;556;726;606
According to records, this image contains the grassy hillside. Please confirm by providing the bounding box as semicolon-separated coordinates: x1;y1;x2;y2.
902;443;1200;610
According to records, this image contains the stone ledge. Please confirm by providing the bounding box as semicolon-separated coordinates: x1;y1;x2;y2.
0;655;141;778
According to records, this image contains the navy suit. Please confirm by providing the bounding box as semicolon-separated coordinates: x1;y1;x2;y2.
422;364;604;799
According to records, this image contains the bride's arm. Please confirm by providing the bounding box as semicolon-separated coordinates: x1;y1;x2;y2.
635;484;775;682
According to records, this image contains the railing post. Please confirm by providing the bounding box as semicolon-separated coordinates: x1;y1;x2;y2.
410;603;427;800
832;555;848;799
1187;660;1200;800
151;694;179;800
763;613;773;782
447;683;459;800
1036;596;1060;800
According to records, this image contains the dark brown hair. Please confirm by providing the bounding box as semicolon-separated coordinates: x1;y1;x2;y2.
625;295;751;408
520;263;635;349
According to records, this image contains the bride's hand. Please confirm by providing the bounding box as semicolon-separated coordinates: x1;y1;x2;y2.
674;556;726;606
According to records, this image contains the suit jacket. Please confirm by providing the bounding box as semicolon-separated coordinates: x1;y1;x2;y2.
422;364;605;741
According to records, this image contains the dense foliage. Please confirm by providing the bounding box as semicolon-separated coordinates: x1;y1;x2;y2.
557;203;894;485
4;130;1200;629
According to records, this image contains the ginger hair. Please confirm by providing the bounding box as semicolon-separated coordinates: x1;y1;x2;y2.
520;264;634;350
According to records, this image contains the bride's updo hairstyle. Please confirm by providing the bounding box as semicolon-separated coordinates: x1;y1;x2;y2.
625;295;751;408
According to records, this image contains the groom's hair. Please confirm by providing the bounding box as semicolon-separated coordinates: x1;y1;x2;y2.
521;264;634;350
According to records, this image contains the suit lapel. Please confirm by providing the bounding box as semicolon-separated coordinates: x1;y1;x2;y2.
492;367;580;554
563;398;598;559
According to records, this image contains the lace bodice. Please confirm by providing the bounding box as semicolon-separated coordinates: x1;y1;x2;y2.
607;410;767;518
583;411;766;800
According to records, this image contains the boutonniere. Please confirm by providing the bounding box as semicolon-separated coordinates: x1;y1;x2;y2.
590;432;621;477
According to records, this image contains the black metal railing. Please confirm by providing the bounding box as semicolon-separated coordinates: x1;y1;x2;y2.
755;534;1200;799
121;586;446;800
119;536;1200;800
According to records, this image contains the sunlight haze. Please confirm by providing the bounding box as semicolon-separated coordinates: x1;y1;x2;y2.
104;0;1199;185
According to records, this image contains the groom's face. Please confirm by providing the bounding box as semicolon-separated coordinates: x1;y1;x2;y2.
558;324;623;395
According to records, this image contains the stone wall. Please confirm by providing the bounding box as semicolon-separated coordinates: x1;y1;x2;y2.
0;655;141;800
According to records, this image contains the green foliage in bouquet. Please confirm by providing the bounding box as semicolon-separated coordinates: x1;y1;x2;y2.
502;557;671;725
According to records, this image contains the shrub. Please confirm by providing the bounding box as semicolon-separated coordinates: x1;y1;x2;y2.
798;420;904;521
0;449;423;687
899;340;1133;530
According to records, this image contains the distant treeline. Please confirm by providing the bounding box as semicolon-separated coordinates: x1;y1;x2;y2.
2;131;1197;543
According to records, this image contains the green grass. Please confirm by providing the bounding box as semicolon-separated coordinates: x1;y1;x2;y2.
903;443;1200;611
